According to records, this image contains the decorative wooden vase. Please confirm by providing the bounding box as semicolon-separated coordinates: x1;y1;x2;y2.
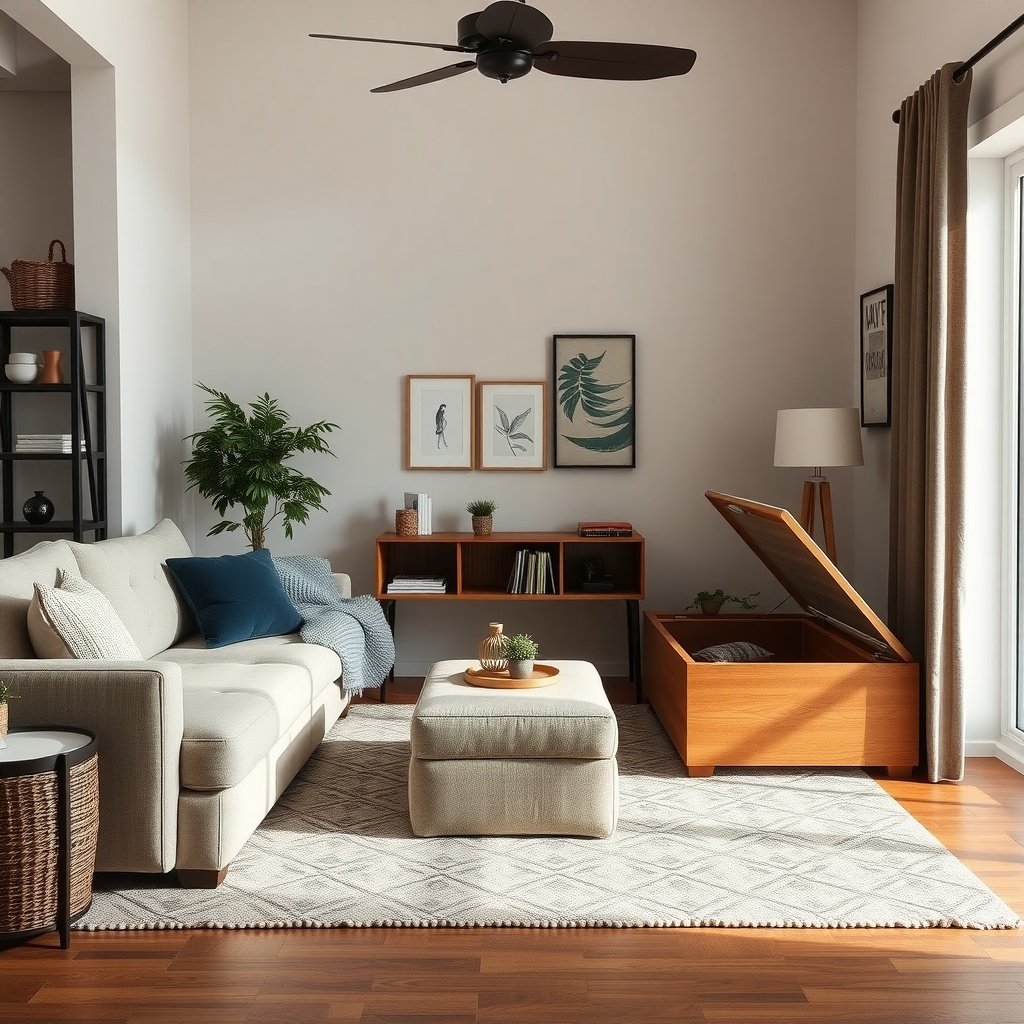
395;508;417;537
472;515;493;537
39;349;64;385
478;622;508;671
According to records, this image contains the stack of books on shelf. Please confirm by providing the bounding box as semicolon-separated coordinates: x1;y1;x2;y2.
508;550;557;595
577;521;634;537
15;434;85;454
403;492;432;536
387;574;447;595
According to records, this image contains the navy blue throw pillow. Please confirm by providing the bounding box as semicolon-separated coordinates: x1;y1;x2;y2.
166;548;303;649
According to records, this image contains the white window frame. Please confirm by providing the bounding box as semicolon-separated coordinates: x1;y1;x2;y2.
1002;148;1024;753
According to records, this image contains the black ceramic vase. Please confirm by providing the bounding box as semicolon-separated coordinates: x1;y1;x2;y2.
23;490;55;525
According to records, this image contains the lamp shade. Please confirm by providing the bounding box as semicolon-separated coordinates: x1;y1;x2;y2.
774;408;864;469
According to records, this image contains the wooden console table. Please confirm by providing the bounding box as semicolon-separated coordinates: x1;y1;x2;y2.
375;531;646;701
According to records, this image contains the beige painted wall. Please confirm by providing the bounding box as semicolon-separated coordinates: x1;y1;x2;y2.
189;0;858;675
0;90;75;549
854;0;1024;747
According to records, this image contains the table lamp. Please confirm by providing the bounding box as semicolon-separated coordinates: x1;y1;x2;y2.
774;408;864;563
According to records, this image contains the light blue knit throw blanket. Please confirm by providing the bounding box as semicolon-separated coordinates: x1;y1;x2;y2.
274;555;395;695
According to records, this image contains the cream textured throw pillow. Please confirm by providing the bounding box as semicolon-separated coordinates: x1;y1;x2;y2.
28;569;143;660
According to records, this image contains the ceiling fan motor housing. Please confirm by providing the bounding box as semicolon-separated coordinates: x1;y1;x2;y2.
476;48;534;82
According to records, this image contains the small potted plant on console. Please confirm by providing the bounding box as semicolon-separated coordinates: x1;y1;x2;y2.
466;499;497;537
0;680;19;746
505;633;539;679
686;589;759;616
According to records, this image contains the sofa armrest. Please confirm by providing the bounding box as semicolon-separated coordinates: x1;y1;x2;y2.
332;572;352;599
0;659;184;874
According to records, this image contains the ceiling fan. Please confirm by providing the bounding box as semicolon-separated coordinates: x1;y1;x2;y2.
310;0;697;94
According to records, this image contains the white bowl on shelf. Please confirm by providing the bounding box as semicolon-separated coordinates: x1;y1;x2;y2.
8;352;37;365
5;363;39;384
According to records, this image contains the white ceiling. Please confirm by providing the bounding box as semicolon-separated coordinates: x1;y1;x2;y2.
0;23;70;92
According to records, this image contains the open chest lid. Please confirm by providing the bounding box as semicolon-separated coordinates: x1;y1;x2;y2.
705;491;913;663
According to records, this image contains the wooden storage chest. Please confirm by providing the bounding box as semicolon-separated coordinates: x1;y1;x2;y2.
644;491;919;778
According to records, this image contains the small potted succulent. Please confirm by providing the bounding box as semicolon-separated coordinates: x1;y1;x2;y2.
466;499;498;537
686;589;759;616
505;633;539;679
0;680;19;744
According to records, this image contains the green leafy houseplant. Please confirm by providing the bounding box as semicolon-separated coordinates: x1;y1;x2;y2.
0;681;18;704
466;499;498;517
686;589;759;616
0;681;17;740
557;350;634;454
505;634;539;661
185;383;339;550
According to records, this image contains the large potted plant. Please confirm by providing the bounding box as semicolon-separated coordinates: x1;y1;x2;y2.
185;383;339;550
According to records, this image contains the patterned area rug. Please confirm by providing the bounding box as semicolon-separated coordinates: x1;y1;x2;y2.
79;706;1020;930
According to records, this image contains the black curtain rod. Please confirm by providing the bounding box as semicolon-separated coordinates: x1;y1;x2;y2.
892;12;1024;124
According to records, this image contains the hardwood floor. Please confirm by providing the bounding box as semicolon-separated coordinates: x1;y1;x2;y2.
1;682;1021;1024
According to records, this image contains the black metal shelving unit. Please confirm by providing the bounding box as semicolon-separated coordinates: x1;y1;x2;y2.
0;310;107;557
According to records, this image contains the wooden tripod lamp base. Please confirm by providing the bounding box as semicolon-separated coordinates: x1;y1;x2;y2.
799;478;837;563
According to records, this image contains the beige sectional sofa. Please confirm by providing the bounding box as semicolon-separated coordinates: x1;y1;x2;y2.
0;520;350;887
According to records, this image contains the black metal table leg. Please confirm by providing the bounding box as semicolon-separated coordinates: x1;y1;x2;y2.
56;752;71;949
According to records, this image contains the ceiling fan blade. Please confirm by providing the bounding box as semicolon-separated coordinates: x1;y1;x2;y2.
533;41;697;80
475;2;554;48
371;61;478;94
310;33;472;54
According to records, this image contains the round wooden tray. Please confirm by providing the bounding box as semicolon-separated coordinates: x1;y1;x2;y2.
463;664;561;689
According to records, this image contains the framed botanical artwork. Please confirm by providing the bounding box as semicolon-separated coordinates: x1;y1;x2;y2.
477;381;547;471
552;335;636;468
860;285;893;427
405;375;475;470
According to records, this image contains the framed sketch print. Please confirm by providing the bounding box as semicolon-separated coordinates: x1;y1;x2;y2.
552;335;636;468
478;381;547;471
860;285;893;427
405;375;475;470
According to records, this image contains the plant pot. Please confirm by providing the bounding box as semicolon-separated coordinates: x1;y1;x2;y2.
0;703;8;742
508;659;535;679
700;599;724;616
472;515;493;537
478;622;508;672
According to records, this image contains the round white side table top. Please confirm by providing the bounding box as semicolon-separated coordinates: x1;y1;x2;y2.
0;729;92;762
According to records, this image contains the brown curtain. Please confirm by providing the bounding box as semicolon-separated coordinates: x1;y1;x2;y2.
889;63;972;783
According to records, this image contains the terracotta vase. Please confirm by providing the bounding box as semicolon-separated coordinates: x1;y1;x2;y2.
478;622;508;672
39;349;64;385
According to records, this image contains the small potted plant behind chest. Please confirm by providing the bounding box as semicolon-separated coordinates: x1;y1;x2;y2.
505;633;539;679
0;681;19;745
466;499;497;537
686;589;759;616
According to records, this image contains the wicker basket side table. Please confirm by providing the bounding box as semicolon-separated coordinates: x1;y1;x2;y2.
0;728;99;948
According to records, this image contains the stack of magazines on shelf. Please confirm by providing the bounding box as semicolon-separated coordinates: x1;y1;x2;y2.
387;574;446;595
403;492;432;535
507;550;557;595
577;520;633;537
15;434;85;454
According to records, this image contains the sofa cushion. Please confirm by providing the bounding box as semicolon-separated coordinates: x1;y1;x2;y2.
70;520;193;660
162;634;342;693
28;570;143;660
0;540;79;658
179;661;315;790
166;549;303;650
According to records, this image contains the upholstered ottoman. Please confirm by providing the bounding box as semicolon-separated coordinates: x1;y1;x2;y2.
409;660;618;838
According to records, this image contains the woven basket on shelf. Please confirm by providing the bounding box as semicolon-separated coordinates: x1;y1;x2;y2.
0;755;99;934
395;508;418;537
1;240;75;311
